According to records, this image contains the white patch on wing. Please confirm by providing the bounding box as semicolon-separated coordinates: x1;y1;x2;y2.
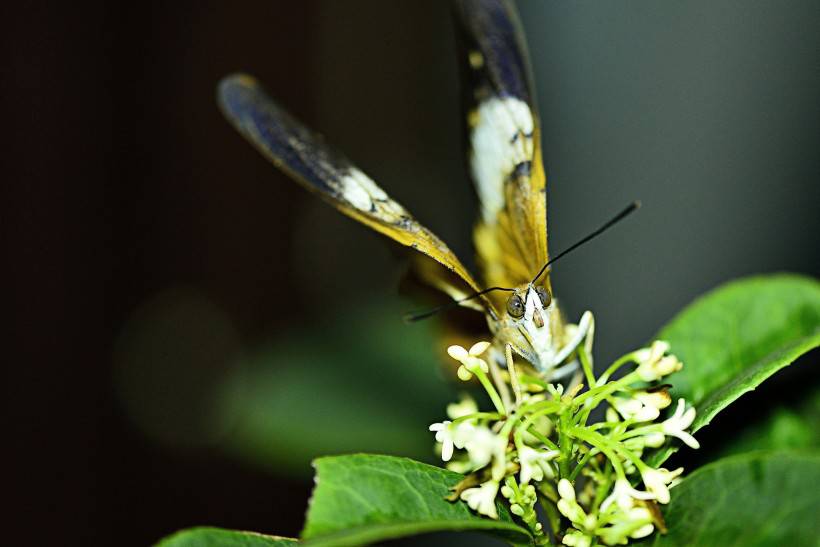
339;167;407;220
339;168;379;210
470;97;534;223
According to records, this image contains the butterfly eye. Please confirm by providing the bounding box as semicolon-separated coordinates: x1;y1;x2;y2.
506;294;525;319
535;286;551;309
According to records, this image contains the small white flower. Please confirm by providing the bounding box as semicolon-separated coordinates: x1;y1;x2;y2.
521;483;537;504
429;421;454;460
464;425;505;471
582;513;598;532
448;342;490;380
469;340;492;355
662;399;700;449
446;394;478;419
623;436;647;453
612;395;659;422
612;388;671;423
445;460;472;474
635;388;672;410
631;522;655;539
641;467;683;504
642;431;666;448
633;340;670;367
429;421;456;461
460;479;500;519
600;478;655;512
557;479;587;525
452;423;477;448
635;341;682;382
562;530;591;547
518;445;559;484
628;506;653;522
558;478;576;502
643;355;682;382
429;420;476;461
598;507;654;545
612;396;643;418
547;383;565;398
605;406;621;424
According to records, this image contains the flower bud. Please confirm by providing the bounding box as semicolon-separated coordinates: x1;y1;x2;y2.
558;479;576;502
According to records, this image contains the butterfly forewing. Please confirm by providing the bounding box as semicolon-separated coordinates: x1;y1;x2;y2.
217;74;488;307
453;0;549;302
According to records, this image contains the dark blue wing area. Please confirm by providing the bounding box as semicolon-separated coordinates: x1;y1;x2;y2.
218;74;357;204
453;0;534;105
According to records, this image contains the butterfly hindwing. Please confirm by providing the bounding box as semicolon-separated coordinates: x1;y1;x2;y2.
453;0;549;300
217;74;488;308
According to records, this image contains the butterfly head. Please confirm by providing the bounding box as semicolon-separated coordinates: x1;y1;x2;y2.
492;284;561;372
505;285;551;328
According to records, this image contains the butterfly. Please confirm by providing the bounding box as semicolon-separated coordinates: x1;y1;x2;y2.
217;0;627;380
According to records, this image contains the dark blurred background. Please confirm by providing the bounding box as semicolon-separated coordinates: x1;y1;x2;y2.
4;1;819;545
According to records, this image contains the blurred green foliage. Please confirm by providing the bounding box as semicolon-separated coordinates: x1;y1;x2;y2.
114;286;477;477
215;299;459;475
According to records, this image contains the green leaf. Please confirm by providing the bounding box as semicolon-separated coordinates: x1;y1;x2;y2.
644;451;820;546
647;274;820;465
300;454;532;546
156;527;297;546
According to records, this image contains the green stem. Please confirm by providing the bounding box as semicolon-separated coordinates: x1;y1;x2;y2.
597;351;641;385
568;448;598;481
574;372;635;407
617;422;663;441
566;426;625;478
474;368;506;415
513;403;563;449
526;426;559;451
574;372;643;425
592;472;614;512
517;374;551;390
451;412;503;424
577;342;596;389
558;412;573;478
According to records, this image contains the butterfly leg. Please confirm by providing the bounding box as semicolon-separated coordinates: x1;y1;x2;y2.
550;359;581;381
505;343;524;406
554;310;594;365
549;311;595;378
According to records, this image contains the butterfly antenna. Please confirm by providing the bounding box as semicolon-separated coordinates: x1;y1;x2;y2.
403;286;515;323
531;200;642;285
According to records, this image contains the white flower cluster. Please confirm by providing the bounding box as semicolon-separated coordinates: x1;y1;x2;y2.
429;338;699;545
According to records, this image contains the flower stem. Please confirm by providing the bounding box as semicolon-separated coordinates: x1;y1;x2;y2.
597;351;641;385
577;342;596;388
474;368;506;415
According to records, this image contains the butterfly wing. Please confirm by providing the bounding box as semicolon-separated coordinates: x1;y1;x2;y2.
453;0;550;302
218;74;490;310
